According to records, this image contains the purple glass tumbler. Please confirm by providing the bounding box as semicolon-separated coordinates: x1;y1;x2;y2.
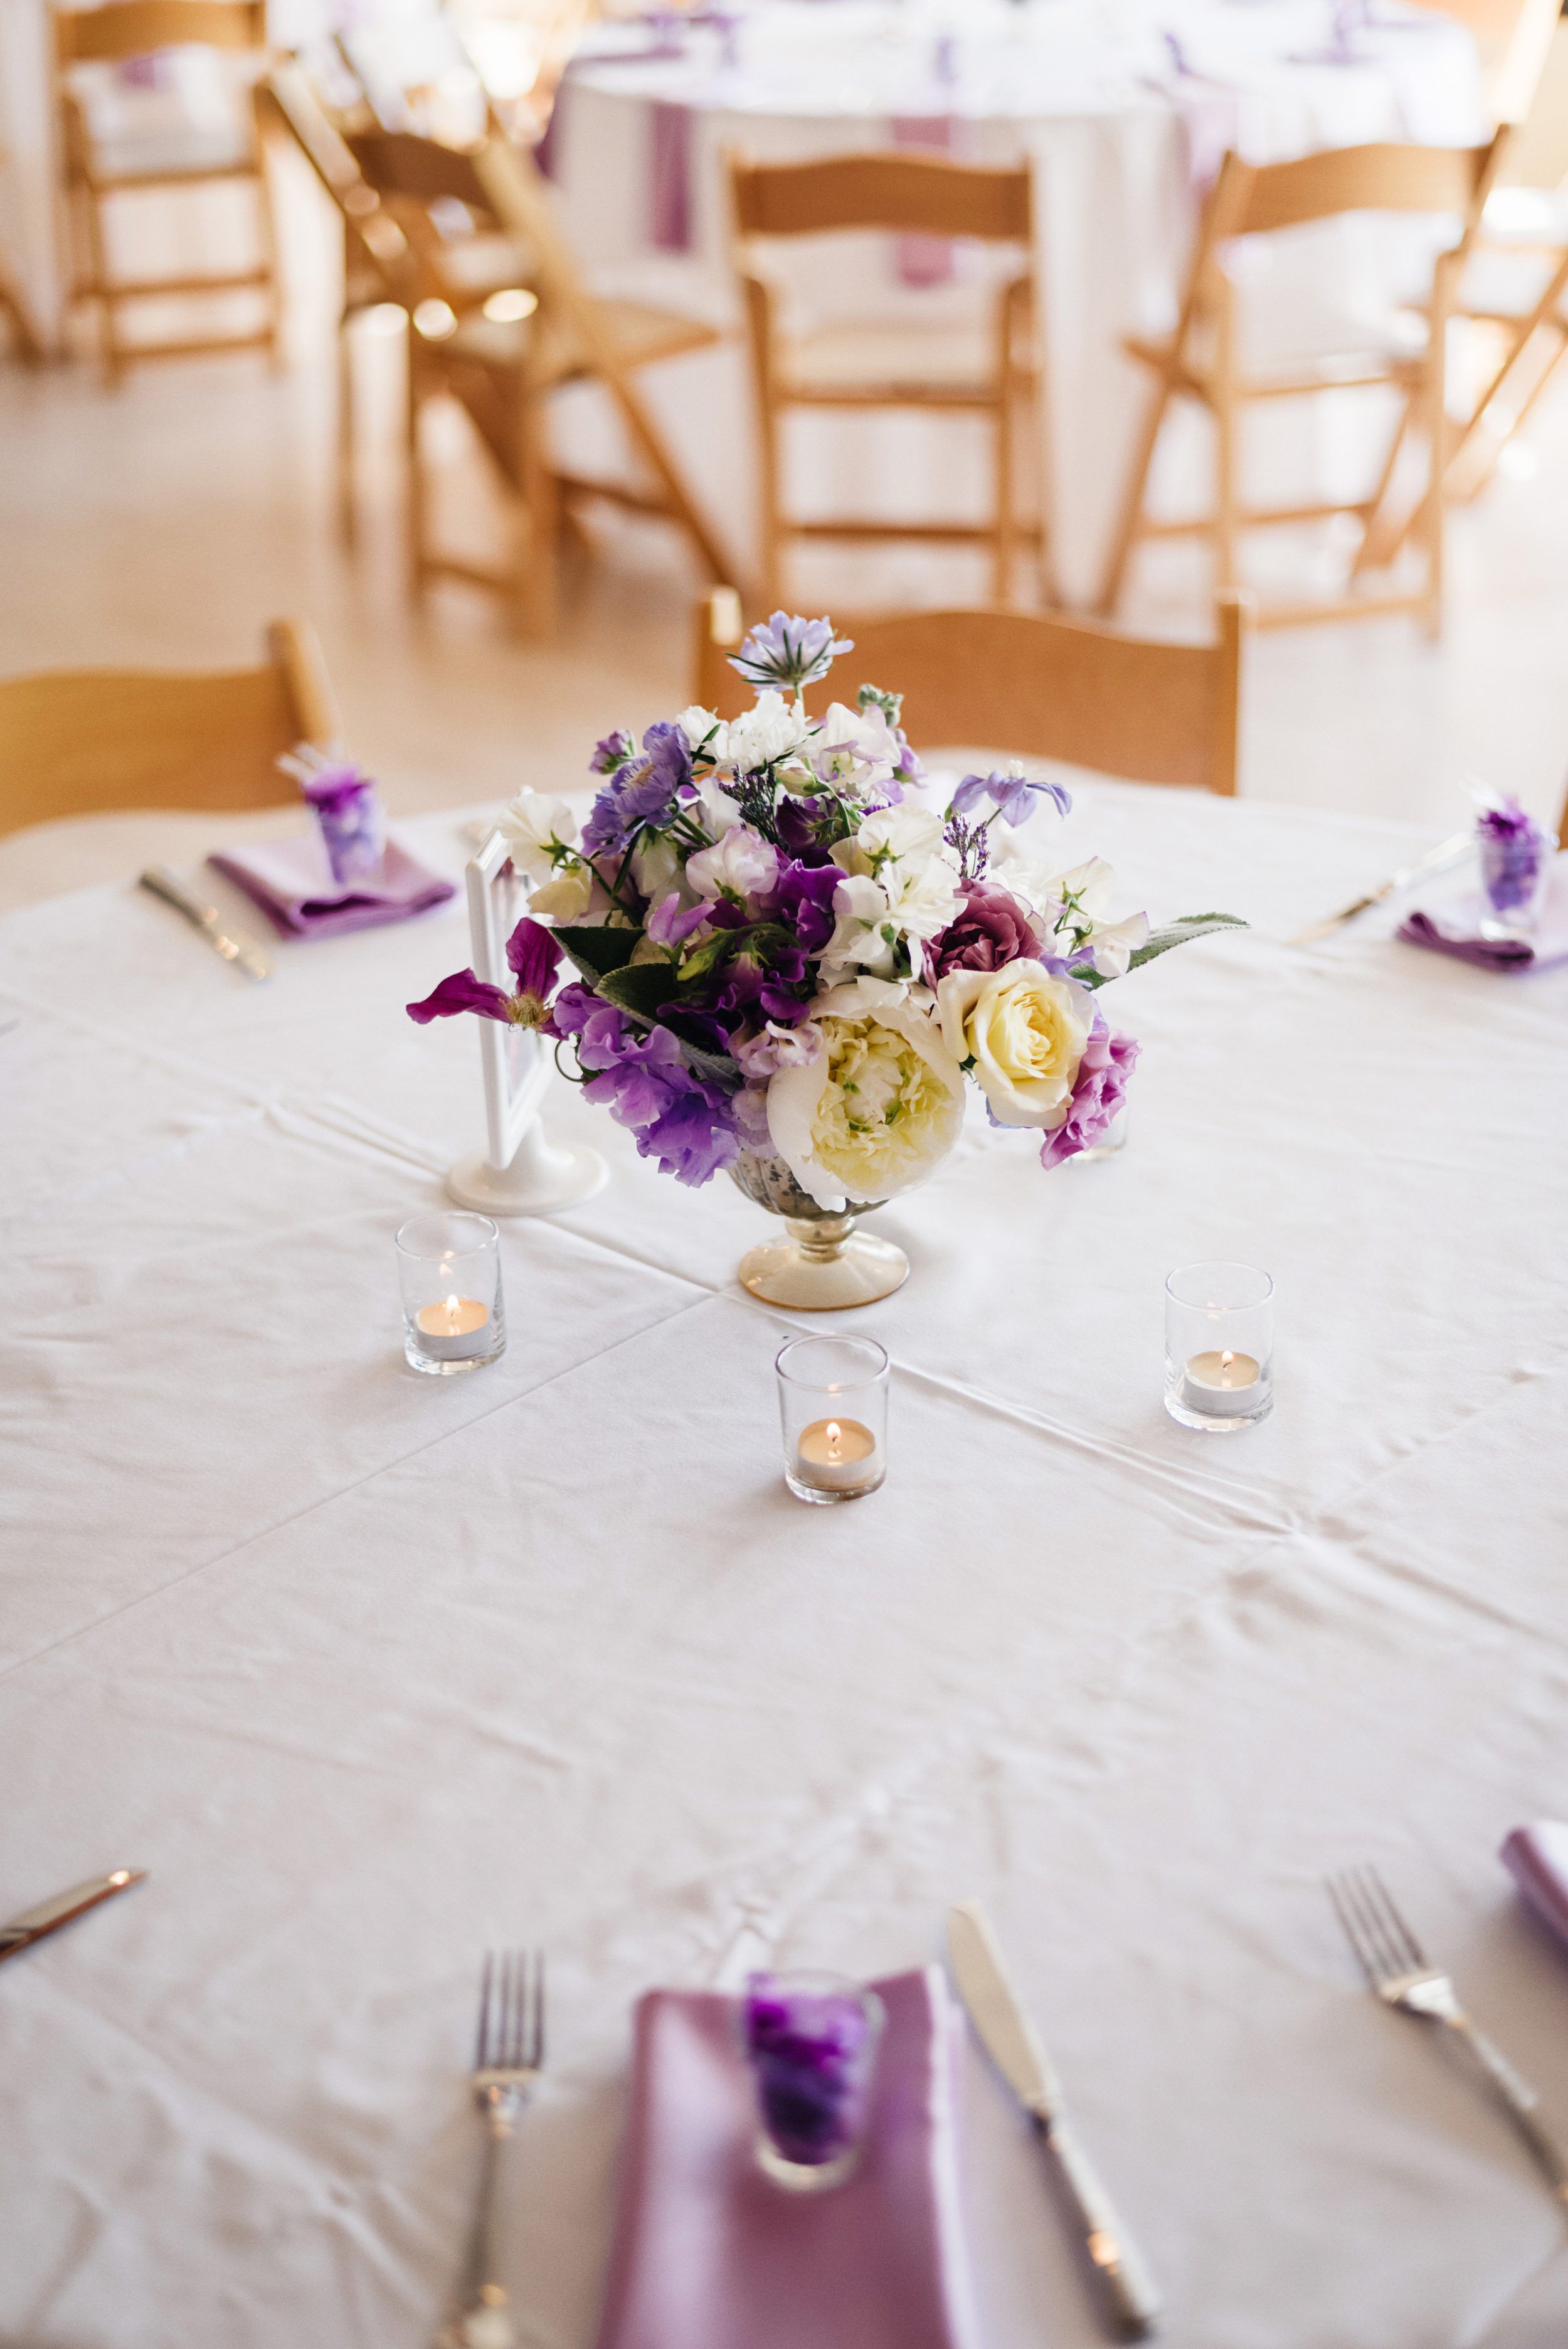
302;761;386;886
1476;795;1553;942
743;1971;885;2192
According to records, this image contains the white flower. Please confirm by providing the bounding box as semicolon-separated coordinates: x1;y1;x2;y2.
936;961;1091;1129
854;802;944;871
684;824;780;903
1083;910;1150;979
807;701;899;798
675;704;723;752
630;832;684;903
528;866;595;920
721;690;811;776
822;872;899;983
734;1019;823;1079
498;788;578;883
766;978;966;1207
882;852;962;945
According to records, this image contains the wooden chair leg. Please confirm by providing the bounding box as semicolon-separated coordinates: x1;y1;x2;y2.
250;112;285;373
405;347;427;605
337;313;358;550
83;184;120;389
1212;284;1238;598
743;273;783;606
1350;406;1411;577
516;390;558;637
992;283;1016;605
1419;256;1453;640
0;265;43;365
1096;368;1171;615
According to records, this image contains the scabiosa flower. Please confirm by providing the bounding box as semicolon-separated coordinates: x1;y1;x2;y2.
581;721;696;858
729;612;854;694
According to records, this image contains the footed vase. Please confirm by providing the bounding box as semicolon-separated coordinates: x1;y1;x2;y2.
728;1152;909;1310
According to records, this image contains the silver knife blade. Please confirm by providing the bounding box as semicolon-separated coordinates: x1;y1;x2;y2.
0;1869;147;1963
949;1899;1162;2340
1288;830;1472;947
139;867;273;982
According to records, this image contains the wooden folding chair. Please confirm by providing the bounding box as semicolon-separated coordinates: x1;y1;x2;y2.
344;129;728;635
691;586;1247;797
54;0;281;386
728;150;1048;608
1099;135;1509;637
1444;184;1568;501
0;618;340;835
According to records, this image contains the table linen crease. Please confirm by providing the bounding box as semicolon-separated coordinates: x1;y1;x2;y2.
1;792;1566;2349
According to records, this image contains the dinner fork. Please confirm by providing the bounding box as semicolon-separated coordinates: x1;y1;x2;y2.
437;1950;546;2349
1328;1866;1568;2205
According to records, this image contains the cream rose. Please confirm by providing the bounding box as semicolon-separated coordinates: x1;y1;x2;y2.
936;960;1091;1130
765;979;966;1208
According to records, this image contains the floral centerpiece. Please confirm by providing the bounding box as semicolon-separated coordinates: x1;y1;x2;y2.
409;613;1242;1303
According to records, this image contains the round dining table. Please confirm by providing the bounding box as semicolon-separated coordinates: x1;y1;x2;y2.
546;0;1487;604
3;774;1567;2346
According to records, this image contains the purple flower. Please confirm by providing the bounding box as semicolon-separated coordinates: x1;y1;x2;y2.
581;722;696;857
761;858;844;957
553;984;741;1186
1038;1019;1139;1169
646;893;711;949
590;729;635;775
1476;795;1550;913
951;768;1072;828
407;918;562;1030
637;1081;741;1185
733;1084;774;1153
924;879;1046;983
743;1975;876;2168
729;612;854;694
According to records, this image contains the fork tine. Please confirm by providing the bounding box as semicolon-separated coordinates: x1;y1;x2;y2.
1345;1866;1403;1983
512;1951;527;2070
1327;1872;1379;1987
475;1949;494;2071
502;1949;519;2069
531;1949;546;2069
1364;1865;1427;1971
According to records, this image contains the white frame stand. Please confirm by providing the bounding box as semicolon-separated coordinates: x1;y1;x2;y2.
447;827;608;1218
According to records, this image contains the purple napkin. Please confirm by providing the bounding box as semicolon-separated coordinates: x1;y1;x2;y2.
595;1966;982;2349
1397;853;1568;973
891;116;958;287
650;100;693;252
208;834;455;940
1502;1825;1568;1955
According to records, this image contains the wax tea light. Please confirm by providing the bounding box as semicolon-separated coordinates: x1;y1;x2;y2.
1165;1263;1273;1431
776;1335;889;1505
742;1971;886;2192
396;1211;506;1375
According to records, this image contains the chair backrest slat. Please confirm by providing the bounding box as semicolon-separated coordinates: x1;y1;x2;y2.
344;127;497;220
55;0;267;68
731;151;1032;241
0;619;341;834
692;595;1244;795
1234;140;1495;237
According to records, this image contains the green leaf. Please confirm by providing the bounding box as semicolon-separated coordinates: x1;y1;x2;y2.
1070;911;1249;991
596;962;683;1021
555;925;644;984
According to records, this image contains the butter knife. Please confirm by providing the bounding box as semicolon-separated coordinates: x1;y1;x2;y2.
139;867;273;981
0;1869;147;1965
948;1899;1161;2341
1287;830;1471;947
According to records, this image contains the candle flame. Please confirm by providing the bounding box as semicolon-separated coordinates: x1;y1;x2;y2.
1221;1349;1236;1385
445;1293;460;1324
827;1419;842;1461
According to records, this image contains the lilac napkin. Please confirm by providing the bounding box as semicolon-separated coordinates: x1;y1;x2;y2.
595;1966;983;2349
1397;853;1568;974
650;100;693;252
891;117;958;288
208;834;454;940
1502;1825;1568;1954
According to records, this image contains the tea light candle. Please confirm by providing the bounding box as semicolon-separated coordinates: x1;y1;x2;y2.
1184;1347;1263;1415
795;1416;881;1495
416;1293;490;1362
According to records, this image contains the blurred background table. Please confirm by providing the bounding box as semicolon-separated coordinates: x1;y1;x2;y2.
3;787;1567;2346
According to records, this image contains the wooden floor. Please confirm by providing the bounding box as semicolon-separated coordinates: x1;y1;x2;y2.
3;229;1567;906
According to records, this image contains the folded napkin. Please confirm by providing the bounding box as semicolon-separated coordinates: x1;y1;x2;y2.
208;834;455;940
1502;1824;1568;1956
595;1966;983;2349
1397;854;1568;974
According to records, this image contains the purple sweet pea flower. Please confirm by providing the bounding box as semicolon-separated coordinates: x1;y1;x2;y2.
924;879;1046;983
729;612;854;693
407;917;562;1030
761;858;845;957
1037;1018;1139;1169
590;729;635;775
646;893;712;950
637;1080;741;1185
732;1084;774;1153
553;984;741;1185
950;768;1073;827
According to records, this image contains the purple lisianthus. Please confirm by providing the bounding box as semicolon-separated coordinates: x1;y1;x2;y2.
407;917;561;1029
1038;1018;1139;1169
924;879;1046;984
951;768;1072;828
553;983;741;1185
729;612;853;694
581;721;696;858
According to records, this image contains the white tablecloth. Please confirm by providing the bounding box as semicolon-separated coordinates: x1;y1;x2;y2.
4;789;1568;2348
549;0;1486;602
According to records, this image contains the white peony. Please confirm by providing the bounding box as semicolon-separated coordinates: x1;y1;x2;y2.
498;788;579;883
766;978;966;1208
684;824;780;903
936;960;1091;1129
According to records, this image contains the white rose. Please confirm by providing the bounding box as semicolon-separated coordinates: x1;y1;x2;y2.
528;866;595;920
684;824;780;902
936;960;1091;1129
766;978;967;1207
498;789;579;883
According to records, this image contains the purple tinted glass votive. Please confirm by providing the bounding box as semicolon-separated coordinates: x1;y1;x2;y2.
302;766;385;886
743;1971;884;2190
1477;796;1551;937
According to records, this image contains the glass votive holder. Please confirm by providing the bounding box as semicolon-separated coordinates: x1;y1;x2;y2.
1476;797;1554;941
304;764;386;886
742;1971;886;2193
776;1335;888;1505
1164;1261;1273;1432
396;1210;506;1375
